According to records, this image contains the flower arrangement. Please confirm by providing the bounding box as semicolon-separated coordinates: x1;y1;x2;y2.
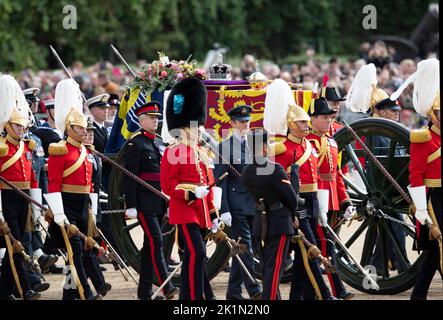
130;52;206;94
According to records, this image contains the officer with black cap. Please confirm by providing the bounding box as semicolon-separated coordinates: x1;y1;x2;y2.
124;101;177;300
85;94;110;154
106;94;120;127
214;105;262;300
23;88;40;114
322;86;346;136
242;129;298;300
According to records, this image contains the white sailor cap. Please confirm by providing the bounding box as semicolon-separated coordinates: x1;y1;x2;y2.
44;99;55;109
23;87;41;102
85;94;110;109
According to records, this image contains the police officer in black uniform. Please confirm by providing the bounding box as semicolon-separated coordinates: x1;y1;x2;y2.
214;105;262;300
242;129;297;300
124;101;177;300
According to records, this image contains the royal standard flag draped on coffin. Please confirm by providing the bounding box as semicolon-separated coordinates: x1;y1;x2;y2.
105;85;314;153
206;87;314;141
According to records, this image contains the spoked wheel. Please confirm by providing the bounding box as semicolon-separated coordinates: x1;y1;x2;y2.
332;117;425;294
107;140;231;286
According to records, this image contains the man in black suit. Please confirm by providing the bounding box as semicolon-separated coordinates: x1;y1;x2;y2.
214;105;262;300
85;94;110;154
242;129;298;300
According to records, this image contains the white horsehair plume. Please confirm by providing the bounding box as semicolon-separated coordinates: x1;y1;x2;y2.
0;75;16;133
412;58;439;117
12;78;32;125
263;79;295;136
54;78;83;134
389;73;416;101
345;63;377;113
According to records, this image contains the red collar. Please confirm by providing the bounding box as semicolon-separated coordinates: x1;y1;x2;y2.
143;131;156;140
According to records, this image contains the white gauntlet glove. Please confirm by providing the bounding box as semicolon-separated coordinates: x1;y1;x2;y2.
343;205;356;221
125;208;138;219
408;185;433;226
317;189;329;227
220;212;232;227
30;188;43;224
194;186;209;199
415;209;433;226
211;218;222;233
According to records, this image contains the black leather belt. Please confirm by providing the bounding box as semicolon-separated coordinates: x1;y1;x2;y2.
268;202;283;210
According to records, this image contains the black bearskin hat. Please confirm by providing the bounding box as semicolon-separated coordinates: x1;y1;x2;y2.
166;77;207;130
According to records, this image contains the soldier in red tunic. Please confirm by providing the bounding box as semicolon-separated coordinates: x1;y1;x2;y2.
44;79;101;300
322;86;346;137
160;78;220;300
306;97;355;299
406;58;441;300
0;75;41;300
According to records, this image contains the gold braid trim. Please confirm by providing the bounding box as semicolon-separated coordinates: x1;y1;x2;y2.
410;128;431;143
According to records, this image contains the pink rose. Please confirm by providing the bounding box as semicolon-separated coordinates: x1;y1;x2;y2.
139;72;146;80
160;70;168;78
177;73;184;79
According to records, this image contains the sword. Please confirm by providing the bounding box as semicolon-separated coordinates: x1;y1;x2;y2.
150;261;182;300
49;45;87;102
110;44;137;77
324;223;380;291
96;228;139;285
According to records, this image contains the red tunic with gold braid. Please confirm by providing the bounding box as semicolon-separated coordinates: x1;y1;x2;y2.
327;121;349;175
160;140;216;229
274;134;318;193
47;137;93;194
409;125;441;189
327;120;343;137
307;131;351;211
0;136;38;190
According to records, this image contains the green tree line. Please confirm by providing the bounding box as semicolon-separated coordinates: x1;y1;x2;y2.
0;0;434;71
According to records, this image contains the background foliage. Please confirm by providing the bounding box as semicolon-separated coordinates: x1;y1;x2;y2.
0;0;434;71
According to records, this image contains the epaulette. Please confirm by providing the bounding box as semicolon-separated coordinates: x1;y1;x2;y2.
129;131;142;140
24;139;36;152
0;139;8;157
48;140;68;156
410;127;431;144
269;142;287;157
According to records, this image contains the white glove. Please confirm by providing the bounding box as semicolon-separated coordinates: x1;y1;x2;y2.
30;188;43;224
194;186;210;199
53;212;69;227
126;208;138;219
318;210;328;227
408;185;433;226
317;189;329;227
343;205;356;221
89;193;98;217
220;212;232;227
415;209;433;226
211;218;222;233
44;192;68;226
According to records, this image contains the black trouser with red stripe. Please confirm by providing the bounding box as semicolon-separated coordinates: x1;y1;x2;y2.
0;190;32;299
261;234;290;300
411;188;442;300
177;223;210;300
137;212;172;298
